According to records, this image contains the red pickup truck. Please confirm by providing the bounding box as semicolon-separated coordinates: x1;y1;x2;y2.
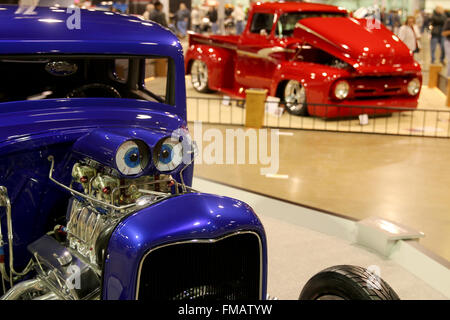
185;2;422;117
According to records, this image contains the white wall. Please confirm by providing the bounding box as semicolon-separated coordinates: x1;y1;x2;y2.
425;0;450;11
328;0;410;11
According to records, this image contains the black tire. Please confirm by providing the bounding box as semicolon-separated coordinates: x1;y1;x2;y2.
282;80;309;116
299;265;400;300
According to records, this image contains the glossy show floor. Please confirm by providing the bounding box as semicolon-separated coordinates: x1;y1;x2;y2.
193;178;448;300
189;123;450;262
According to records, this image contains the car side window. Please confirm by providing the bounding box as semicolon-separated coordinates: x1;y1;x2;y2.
114;59;129;83
250;13;274;35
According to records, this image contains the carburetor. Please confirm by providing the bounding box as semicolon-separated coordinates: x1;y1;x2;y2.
71;163;96;193
71;162;172;207
92;175;119;203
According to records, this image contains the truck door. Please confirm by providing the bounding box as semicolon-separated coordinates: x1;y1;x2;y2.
235;12;278;90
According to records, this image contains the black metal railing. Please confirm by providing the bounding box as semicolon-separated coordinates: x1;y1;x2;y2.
186;96;450;138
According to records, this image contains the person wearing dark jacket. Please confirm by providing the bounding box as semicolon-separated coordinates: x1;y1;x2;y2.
430;6;446;64
207;6;218;34
149;1;168;28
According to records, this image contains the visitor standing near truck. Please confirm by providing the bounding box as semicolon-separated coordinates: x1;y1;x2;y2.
207;6;218;34
430;6;446;65
176;3;190;38
191;5;201;33
398;16;421;53
232;3;245;35
149;1;168;28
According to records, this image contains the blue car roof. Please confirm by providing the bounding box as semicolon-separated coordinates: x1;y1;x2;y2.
0;5;182;57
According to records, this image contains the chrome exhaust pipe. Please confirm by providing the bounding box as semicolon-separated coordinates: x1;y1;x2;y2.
33;292;59;300
0;278;44;300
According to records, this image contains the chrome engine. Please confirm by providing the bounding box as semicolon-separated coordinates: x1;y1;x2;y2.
0;159;177;300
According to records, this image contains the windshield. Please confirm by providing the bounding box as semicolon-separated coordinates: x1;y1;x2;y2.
276;12;348;37
0;55;174;105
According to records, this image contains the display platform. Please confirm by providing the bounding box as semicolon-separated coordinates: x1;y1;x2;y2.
193;177;450;300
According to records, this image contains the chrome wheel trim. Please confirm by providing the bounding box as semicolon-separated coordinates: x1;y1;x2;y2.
284;80;306;113
191;60;208;91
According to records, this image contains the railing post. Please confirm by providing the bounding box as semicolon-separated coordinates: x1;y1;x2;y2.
446;77;450;107
245;88;267;129
428;64;442;88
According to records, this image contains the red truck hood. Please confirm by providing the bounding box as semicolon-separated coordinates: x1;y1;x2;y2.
293;17;421;75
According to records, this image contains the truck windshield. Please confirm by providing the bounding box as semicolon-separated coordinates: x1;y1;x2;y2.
0;55;175;105
276;12;348;37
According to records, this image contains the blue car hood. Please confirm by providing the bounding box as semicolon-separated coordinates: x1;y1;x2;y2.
0;98;185;154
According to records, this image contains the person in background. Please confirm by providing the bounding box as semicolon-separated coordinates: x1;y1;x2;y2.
207;6;218;34
385;10;394;31
430;6;446;64
232;3;245;35
379;7;386;26
191;5;201;33
393;10;401;34
422;12;431;34
149;1;168;27
142;3;154;21
225;3;233;17
442;18;450;75
175;2;190;38
398;16;421;54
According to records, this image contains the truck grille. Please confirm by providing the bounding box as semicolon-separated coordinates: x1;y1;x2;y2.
136;232;262;300
350;76;412;99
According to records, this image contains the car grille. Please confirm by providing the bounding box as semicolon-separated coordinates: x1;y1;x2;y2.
136;232;262;300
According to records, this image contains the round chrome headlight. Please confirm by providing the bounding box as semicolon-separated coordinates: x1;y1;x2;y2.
407;78;420;96
334;80;350;100
153;137;184;172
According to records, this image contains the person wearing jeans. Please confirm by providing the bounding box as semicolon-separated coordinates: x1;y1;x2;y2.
232;3;245;35
430;6;446;64
175;3;190;38
207;6;218;34
431;36;446;64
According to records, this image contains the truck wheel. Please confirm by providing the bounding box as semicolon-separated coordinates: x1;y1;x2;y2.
190;60;211;93
283;80;308;116
299;265;400;300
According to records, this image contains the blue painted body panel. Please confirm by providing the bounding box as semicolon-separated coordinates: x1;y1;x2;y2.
104;193;267;300
0;5;187;120
0;5;267;300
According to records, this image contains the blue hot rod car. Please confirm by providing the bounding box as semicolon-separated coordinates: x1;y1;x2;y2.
0;5;399;301
0;5;267;300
